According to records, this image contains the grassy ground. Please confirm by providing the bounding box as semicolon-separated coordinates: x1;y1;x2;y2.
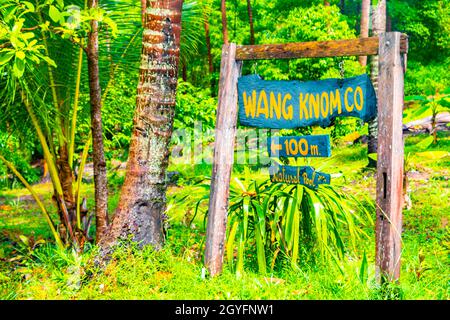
0;132;448;300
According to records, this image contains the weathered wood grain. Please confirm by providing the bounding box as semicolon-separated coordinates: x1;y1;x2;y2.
204;44;242;277
375;32;405;282
236;35;408;60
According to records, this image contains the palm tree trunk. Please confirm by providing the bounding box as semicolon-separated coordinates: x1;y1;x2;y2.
204;11;215;95
204;13;213;74
359;0;370;66
367;0;386;167
221;0;229;44
141;0;147;25
57;144;75;226
246;0;255;45
100;0;184;251
87;0;109;242
340;0;345;13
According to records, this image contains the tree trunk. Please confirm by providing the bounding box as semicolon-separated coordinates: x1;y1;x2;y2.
87;0;109;242
358;0;370;66
221;0;229;44
100;0;183;252
324;1;330;6
246;0;255;45
57;144;75;226
432;114;437;144
340;0;345;13
367;0;386;167
204;12;215;95
204;13;213;74
141;0;146;25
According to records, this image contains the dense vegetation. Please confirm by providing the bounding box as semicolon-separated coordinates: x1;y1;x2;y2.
0;0;449;300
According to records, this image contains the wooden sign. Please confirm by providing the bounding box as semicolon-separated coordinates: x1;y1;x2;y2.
268;134;331;158
206;34;408;282
269;165;330;189
238;74;377;129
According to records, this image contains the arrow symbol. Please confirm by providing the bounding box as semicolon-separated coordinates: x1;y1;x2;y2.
271;140;282;155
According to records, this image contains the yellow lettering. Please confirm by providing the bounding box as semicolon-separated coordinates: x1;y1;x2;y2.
299;139;308;156
310;145;319;155
282;93;293;120
299;93;309;120
270;92;282;119
243;91;257;117
354;86;364;111
257;90;269;118
344;87;354;112
330;90;342;115
289;139;298;155
320;92;329;118
303;172;314;187
309;93;320;119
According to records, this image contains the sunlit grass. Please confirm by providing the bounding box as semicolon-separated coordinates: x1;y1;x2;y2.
0;133;449;300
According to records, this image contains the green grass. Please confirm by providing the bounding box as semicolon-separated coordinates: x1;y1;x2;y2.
0;132;449;300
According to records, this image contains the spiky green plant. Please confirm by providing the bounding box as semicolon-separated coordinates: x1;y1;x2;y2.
221;173;374;275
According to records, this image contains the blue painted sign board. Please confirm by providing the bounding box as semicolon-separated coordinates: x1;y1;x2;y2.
267;134;331;158
238;74;377;129
269;165;331;189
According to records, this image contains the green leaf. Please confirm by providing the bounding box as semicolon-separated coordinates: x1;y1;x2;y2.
368;153;377;161
103;16;118;37
12;19;24;33
42;56;57;67
226;221;239;270
16;51;25;60
405;95;426;102
255;223;266;274
414;135;434;150
0;51;15;65
236;227;245;278
284;197;296;251
416;151;450;159
23;1;35;12
19;235;29;246
359;251;368;284
13;58;25;77
412;105;431;119
49;5;61;23
39;21;50;32
28;39;38;48
438;99;450;109
21;32;34;40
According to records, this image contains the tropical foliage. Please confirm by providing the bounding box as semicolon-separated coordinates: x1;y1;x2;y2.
0;0;449;300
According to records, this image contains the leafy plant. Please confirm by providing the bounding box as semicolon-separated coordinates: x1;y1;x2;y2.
211;171;374;276
405;82;450;144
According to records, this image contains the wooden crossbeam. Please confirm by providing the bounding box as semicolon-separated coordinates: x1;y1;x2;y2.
236;35;408;60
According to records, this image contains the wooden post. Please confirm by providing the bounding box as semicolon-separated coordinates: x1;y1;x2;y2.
376;32;405;282
205;43;242;276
